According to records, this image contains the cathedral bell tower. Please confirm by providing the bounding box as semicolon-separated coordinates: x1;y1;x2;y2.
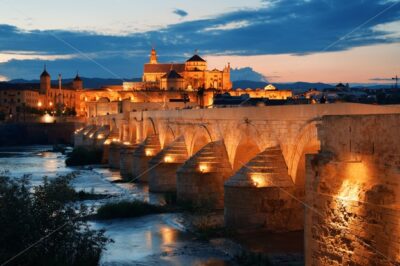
150;48;158;64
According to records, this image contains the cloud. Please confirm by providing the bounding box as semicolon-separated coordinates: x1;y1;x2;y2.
0;51;77;63
173;9;188;18
203;20;251;32
230;67;267;82
0;0;399;79
0;75;8;82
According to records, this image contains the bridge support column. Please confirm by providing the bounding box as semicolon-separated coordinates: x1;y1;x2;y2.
131;134;161;182
108;142;122;169
224;146;303;231
148;136;188;192
119;144;139;180
82;125;98;146
177;141;232;209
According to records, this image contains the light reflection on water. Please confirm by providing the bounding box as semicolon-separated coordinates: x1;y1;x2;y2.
0;146;232;266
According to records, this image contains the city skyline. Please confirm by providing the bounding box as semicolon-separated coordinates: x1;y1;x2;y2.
0;0;399;83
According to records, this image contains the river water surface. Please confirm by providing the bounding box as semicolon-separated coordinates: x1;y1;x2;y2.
0;146;232;266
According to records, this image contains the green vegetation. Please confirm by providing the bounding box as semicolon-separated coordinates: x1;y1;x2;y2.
65;146;103;166
0;175;111;266
95;200;164;220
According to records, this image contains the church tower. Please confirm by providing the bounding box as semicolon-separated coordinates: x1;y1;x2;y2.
73;72;83;90
149;48;158;64
40;65;50;95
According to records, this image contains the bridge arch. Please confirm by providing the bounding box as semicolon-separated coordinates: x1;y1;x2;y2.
144;117;158;138
188;124;213;156
288;120;321;185
164;125;176;147
232;131;262;172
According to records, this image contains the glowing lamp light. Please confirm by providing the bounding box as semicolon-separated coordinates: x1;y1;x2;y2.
199;164;209;173
251;174;267;188
41;114;54;123
49;101;53;107
145;149;154;156
123;141;131;145
97;134;104;140
89;133;94;138
37;101;42;107
112;138;120;143
164;155;173;163
104;139;111;145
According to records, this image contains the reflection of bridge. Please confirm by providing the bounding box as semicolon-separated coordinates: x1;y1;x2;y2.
76;103;400;265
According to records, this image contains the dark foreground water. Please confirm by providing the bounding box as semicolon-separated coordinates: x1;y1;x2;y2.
0;146;232;266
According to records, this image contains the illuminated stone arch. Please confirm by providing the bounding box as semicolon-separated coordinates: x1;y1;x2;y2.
98;97;110;103
185;124;213;157
156;120;178;148
220;120;274;170
232;134;261;172
288;120;321;185
144;117;158;138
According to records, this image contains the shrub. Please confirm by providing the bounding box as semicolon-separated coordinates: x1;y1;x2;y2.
0;175;111;266
96;200;164;220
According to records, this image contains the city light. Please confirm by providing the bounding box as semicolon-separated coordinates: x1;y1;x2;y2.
123;141;131;145
37;101;42;107
145;149;153;156
250;174;267;188
41;114;54;123
97;134;104;139
164;155;173;163
198;164;209;173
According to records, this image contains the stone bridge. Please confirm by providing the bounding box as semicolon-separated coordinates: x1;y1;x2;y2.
75;103;400;264
75;103;400;233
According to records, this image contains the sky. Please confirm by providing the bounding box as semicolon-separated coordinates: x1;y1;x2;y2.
0;0;399;84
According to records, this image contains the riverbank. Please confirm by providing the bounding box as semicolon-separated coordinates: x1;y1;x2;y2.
0;122;83;146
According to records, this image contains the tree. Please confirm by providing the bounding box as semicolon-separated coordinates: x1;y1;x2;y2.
0;174;111;266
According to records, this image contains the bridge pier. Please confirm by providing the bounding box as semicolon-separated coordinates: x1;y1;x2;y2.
119;143;139;180
177;141;232;209
131;134;161;182
108;142;122;169
224;146;304;231
148;136;188;192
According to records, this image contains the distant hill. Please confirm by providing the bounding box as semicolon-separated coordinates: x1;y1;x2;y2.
232;80;334;92
8;77;392;91
9;77;141;89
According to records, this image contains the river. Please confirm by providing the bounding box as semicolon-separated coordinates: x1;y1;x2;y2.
0;146;233;266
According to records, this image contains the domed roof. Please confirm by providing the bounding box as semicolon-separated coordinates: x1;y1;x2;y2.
186;54;206;62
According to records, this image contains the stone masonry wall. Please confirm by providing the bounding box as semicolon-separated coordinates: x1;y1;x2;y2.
305;114;400;265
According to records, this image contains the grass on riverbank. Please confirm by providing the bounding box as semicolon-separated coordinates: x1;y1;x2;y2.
95;200;166;220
